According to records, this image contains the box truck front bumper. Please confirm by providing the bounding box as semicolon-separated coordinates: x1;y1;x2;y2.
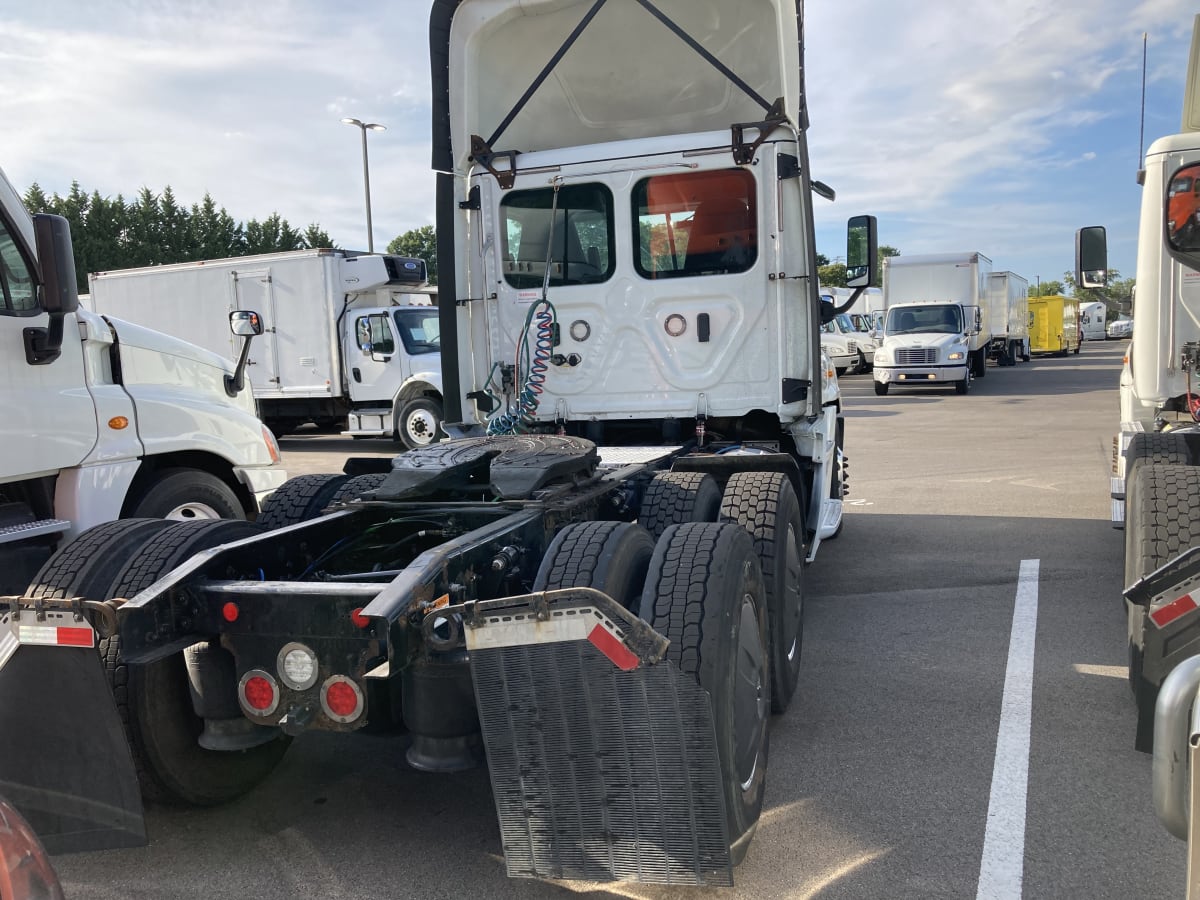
875;364;968;386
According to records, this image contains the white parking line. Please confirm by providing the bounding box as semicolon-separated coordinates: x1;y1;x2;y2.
976;558;1040;900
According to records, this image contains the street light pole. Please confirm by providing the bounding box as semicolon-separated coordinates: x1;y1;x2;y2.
341;117;386;253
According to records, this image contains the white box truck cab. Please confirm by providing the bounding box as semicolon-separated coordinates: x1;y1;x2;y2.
874;252;992;396
0;167;285;594
89;250;445;449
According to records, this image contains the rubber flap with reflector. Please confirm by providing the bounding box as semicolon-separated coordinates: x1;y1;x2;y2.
0;611;146;854
464;596;732;885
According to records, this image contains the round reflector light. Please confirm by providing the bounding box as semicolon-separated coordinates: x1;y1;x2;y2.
321;676;364;723
238;669;279;716
277;642;319;691
222;602;239;623
350;608;370;629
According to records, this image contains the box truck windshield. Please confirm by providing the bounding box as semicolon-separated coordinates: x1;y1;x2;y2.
886;304;962;335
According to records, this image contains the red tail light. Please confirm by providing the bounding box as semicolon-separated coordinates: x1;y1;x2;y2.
320;676;364;723
238;670;279;716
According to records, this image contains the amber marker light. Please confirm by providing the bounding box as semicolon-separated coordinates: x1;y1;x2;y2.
108;416;129;429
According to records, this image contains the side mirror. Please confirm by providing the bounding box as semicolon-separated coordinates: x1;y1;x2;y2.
1075;225;1108;288
229;310;264;337
32;214;79;316
845;215;878;289
1165;164;1200;270
225;310;264;397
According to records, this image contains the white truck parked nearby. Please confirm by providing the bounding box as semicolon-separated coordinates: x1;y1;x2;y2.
873;252;995;395
0;166;286;595
89;249;445;448
987;270;1031;364
1079;299;1107;341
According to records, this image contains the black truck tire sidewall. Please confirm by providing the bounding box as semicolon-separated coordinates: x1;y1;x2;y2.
125;469;244;520
641;522;770;863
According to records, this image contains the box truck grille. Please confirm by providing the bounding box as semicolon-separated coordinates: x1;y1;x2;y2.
896;348;937;365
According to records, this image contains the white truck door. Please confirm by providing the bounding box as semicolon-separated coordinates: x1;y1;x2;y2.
232;268;279;390
0;219;98;479
346;311;402;405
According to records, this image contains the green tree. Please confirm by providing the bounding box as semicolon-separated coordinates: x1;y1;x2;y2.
189;194;243;260
244;213;305;255
817;262;847;287
1030;279;1065;298
387;225;437;283
302;224;334;249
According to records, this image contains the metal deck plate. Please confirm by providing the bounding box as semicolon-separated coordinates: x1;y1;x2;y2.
595;446;682;467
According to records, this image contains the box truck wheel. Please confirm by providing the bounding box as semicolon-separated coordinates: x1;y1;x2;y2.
874;381;889;396
641;523;769;864
398;397;443;450
955;373;970;395
638;471;721;541
533;521;655;613
126;469;244;520
972;350;986;378
719;472;805;713
256;474;350;530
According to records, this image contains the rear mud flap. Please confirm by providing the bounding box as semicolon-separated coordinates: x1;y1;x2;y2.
1126;547;1200;752
461;591;732;885
0;611;146;854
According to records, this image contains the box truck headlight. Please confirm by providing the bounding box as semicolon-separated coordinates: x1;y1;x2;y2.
874;348;890;364
947;351;965;361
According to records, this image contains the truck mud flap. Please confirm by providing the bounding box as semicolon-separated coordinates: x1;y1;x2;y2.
459;590;732;886
1126;546;1200;752
0;609;146;854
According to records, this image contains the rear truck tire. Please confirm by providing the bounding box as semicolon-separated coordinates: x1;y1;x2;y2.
719;472;805;714
255;473;350;529
329;473;388;506
99;519;289;805
124;469;245;521
856;349;871;373
874;381;889;396
1123;464;1200;751
26;519;176;603
641;523;770;866
533;521;655;613
955;373;970;395
638;471;722;541
1124;433;1191;498
399;397;444;450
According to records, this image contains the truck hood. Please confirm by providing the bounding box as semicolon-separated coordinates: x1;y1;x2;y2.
431;0;804;173
879;332;966;352
90;312;257;417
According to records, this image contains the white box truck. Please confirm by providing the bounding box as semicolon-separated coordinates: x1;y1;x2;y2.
89;250;445;449
873;251;993;395
987;270;1031;365
0;165;286;594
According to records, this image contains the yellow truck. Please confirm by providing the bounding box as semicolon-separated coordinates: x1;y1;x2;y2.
1028;295;1082;356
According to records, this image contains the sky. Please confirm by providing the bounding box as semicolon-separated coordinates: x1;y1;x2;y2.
1;0;1197;291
